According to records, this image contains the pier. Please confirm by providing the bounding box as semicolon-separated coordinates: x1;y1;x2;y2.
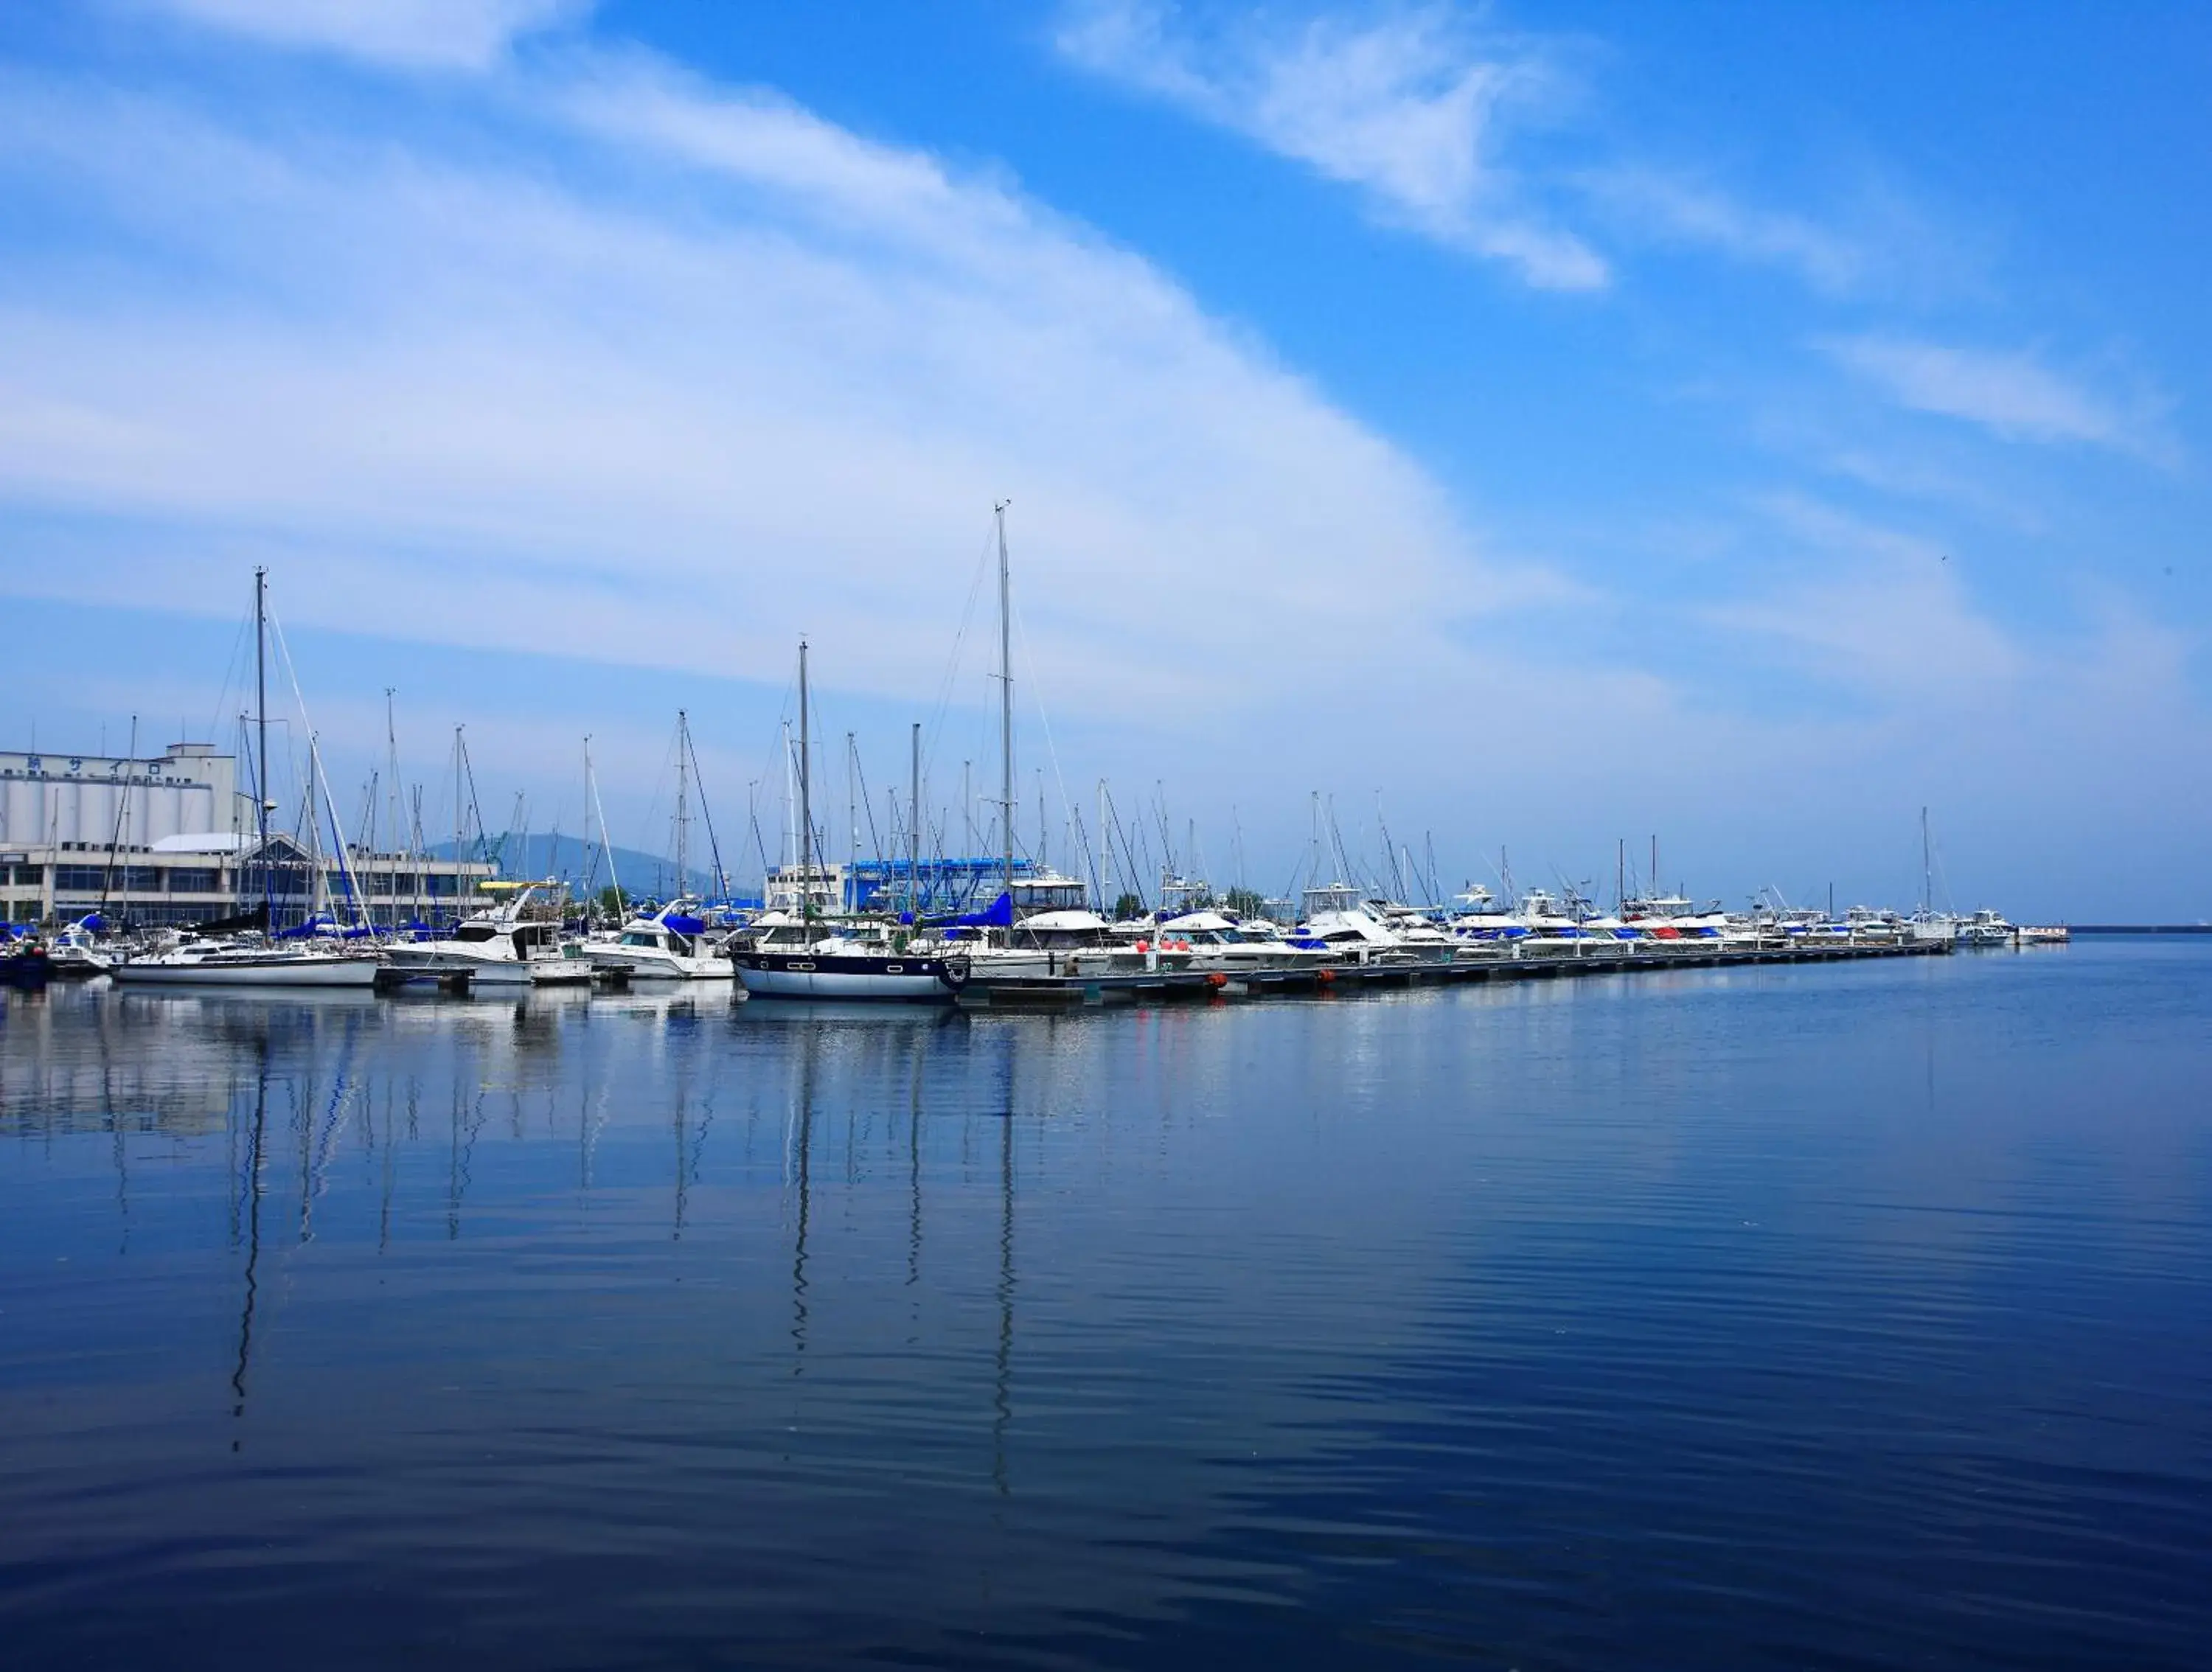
957;936;1947;1008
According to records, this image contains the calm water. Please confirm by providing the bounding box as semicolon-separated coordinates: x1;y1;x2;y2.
2;944;2208;1669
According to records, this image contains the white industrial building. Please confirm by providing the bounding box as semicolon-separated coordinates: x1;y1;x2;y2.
1;742;493;927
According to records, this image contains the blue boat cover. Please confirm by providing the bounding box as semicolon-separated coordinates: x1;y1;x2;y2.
934;891;1014;929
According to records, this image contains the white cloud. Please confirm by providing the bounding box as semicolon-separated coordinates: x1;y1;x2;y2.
0;57;1508;727
1053;1;1605;290
131;0;588;71
1822;333;2174;461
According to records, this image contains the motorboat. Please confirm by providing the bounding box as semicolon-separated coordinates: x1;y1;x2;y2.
46;920;114;978
383;880;581;989
581;897;734;981
1153;910;1333;970
961;908;1170;978
1958;908;2016;947
1;938;51;986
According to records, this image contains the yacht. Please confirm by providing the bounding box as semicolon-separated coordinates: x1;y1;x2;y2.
46;920;114;978
582;897;734;981
1958;908;2017;947
383;880;580;989
731;931;970;1001
114;937;383;988
1154;910;1334;970
730;639;969;1003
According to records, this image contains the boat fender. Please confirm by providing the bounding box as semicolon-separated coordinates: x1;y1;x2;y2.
1206;972;1228;989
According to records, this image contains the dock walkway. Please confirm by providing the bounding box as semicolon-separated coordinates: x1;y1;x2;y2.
958;938;1947;1009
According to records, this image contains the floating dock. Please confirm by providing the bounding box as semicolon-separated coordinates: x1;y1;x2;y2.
957;937;1948;1009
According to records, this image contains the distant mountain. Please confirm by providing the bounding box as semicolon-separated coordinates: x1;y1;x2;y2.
422;833;752;901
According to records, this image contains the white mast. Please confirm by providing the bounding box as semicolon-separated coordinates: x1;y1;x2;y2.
675;710;690;895
995;499;1013;910
797;641;812;927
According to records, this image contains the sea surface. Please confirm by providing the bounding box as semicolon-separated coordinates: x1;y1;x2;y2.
2;942;2207;1669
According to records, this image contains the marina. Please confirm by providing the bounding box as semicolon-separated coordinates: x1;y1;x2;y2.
1;551;2050;1006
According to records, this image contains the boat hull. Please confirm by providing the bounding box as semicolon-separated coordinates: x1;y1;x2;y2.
383;948;538;987
582;949;734;981
114;955;382;988
732;950;964;1002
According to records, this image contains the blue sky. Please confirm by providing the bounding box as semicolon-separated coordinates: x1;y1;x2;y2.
1;0;2205;916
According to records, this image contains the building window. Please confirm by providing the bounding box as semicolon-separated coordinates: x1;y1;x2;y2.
54;866;109;892
165;868;223;894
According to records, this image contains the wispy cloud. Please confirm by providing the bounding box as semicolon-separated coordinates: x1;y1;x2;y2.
1581;167;1863;293
1822;333;2175;462
1053;1;1606;290
1708;495;2023;699
129;0;589;71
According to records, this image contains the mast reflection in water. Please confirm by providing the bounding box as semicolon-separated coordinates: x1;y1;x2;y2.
4;948;2212;1671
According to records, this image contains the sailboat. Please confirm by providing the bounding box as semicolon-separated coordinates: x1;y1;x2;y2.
115;570;383;989
730;638;967;1001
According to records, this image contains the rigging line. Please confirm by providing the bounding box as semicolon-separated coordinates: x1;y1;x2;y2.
684;725;728;899
1006;583;1080;872
205;603;255;753
459;736;489;867
265;605;370;926
630;722;678;874
920;524;998;784
852;750;886;870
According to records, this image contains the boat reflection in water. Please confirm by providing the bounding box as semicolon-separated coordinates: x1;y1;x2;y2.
5;947;2208;1671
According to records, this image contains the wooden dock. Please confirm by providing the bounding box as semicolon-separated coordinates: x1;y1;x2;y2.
957;938;1948;1009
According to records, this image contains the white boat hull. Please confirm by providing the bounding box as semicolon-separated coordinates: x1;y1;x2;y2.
582;948;734;981
383;947;537;986
114;955;383;989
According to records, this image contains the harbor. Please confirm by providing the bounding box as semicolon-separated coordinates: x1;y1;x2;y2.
3;552;2058;1004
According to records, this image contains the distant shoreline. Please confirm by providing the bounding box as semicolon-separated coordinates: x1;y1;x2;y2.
2069;925;2212;935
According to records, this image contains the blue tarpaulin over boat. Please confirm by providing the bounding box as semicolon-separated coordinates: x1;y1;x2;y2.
664;913;708;936
931;891;1013;930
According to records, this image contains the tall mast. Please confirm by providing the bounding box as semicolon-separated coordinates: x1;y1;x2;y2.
909;721;921;917
675;711;689;894
797;640;812;927
254;568;271;924
383;689;400;933
995;501;1013;909
1921;806;1932;917
453;725;463;929
586;734;620;919
847;731;858;877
